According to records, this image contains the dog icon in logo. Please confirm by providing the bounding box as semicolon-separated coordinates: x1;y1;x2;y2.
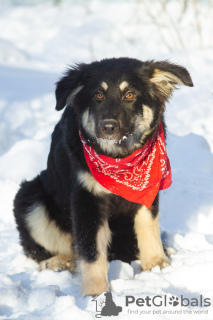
92;291;122;317
101;292;122;316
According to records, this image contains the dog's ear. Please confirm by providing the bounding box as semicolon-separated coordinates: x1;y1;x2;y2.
55;64;85;111
142;60;193;104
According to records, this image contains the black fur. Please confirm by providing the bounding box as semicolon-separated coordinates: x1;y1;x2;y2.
14;58;193;265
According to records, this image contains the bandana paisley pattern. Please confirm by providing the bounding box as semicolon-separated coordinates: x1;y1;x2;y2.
79;122;172;208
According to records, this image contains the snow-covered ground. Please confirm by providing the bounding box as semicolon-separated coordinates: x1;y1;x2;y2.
0;1;213;319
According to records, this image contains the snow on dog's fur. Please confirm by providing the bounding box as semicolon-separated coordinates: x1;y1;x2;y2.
14;58;193;296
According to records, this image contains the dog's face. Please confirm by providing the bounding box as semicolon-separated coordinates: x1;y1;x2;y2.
55;58;193;157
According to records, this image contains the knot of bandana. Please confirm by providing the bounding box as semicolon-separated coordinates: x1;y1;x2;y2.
79;122;172;208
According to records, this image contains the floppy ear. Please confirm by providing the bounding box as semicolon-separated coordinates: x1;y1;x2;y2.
55;64;85;111
143;60;193;104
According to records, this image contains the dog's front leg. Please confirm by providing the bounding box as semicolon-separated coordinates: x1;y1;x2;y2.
134;195;170;271
72;188;111;297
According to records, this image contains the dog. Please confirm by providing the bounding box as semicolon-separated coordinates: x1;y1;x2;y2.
14;58;193;296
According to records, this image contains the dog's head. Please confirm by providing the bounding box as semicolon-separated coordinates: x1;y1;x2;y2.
55;58;193;157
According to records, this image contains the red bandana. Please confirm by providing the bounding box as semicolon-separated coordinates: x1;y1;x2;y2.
79;122;172;208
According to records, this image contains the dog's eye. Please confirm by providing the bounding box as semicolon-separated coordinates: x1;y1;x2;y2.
125;92;135;100
96;92;104;100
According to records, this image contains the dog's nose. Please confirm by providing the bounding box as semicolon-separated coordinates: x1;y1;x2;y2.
100;119;120;135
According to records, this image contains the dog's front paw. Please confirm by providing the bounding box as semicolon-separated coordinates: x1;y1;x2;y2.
141;255;170;271
82;276;109;297
40;255;76;272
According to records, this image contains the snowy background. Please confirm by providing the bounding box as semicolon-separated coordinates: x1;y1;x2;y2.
0;0;213;319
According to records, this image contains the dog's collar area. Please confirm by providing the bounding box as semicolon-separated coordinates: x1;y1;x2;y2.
79;126;131;145
79;127;154;164
78;125;147;159
79;122;172;208
96;134;129;145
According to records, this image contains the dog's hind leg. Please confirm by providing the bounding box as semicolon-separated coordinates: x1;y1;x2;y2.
14;176;76;270
26;204;76;272
134;195;170;271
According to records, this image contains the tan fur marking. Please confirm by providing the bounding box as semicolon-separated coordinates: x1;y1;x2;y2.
26;204;74;257
119;81;129;91
81;221;111;296
138;105;154;133
96;138;121;154
135;105;155;144
82;109;96;136
97;220;111;255
40;255;76;272
101;81;108;91
134;206;170;271
77;171;111;195
143;105;154;125
150;68;184;99
67;85;84;105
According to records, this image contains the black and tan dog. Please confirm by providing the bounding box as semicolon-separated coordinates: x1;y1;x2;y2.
14;58;193;296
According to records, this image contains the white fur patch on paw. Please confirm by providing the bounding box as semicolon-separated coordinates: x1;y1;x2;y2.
165;247;176;256
39;255;76;272
142;255;170;271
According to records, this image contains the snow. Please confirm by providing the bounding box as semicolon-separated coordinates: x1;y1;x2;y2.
0;1;213;319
